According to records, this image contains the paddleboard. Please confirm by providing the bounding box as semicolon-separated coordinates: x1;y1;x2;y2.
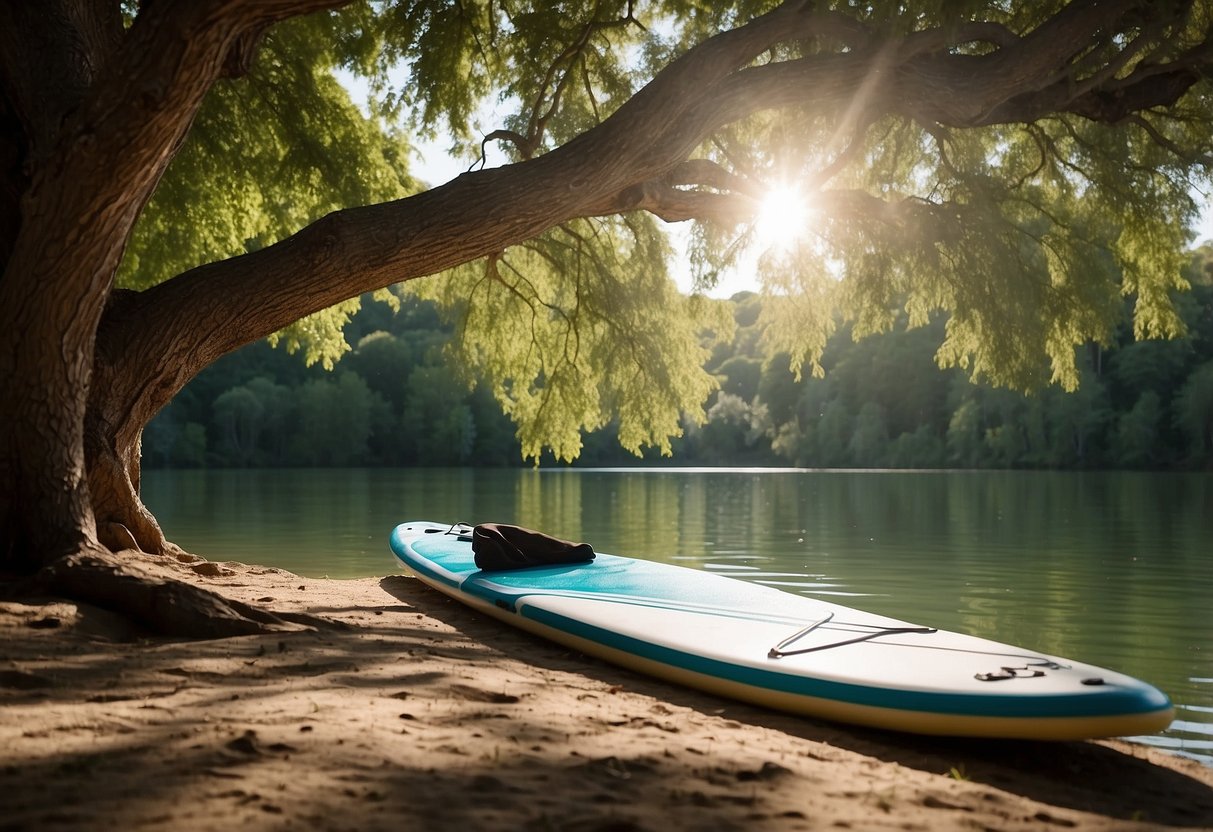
389;521;1173;740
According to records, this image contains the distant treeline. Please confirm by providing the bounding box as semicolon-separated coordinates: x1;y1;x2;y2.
147;251;1213;471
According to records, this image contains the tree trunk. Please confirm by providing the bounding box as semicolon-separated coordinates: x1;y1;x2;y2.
0;0;351;572
0;276;100;572
0;0;353;639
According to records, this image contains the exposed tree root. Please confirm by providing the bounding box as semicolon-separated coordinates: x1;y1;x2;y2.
9;545;342;640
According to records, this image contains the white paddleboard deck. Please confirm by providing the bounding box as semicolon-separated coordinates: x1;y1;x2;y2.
390;521;1173;740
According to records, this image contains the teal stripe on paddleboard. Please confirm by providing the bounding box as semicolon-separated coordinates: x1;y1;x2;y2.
518;605;1172;721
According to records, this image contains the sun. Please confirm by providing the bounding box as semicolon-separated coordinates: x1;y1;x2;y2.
754;184;811;254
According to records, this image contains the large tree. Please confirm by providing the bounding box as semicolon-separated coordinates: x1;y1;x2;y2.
2;0;1211;632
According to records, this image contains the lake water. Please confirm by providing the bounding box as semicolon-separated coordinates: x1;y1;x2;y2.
142;467;1213;764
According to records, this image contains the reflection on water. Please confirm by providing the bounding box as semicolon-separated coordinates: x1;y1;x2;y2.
143;467;1213;764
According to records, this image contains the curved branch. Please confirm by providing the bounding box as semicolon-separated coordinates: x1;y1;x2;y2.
667;158;760;196
1126;113;1213;166
63;0;349;218
678;16;1210;134
898;21;1019;56
614;181;754;224
481;128;534;162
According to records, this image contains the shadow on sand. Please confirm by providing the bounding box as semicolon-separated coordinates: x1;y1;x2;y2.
380;575;1213;828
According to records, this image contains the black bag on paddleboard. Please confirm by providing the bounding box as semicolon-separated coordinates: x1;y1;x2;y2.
471;523;595;571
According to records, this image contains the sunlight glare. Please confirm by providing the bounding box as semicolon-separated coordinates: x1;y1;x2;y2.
755;184;811;255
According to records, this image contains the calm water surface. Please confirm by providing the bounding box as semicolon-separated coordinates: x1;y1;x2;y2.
142;467;1213;764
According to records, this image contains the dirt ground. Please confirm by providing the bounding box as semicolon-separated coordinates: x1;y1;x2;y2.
2;557;1211;831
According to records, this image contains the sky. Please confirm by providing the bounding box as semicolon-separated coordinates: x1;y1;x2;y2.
1194;206;1213;246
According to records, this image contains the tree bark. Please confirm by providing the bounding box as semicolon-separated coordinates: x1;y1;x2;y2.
0;0;126;567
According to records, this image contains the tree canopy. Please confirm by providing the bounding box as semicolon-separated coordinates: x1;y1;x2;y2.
3;0;1213;633
119;0;1213;460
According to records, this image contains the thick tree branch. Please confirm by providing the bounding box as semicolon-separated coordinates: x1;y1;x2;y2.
666;159;760;196
667;11;1211;135
556;2;857;165
4;0;352;321
614;181;754;225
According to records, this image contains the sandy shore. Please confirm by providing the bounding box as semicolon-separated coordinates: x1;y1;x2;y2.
2;557;1211;831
